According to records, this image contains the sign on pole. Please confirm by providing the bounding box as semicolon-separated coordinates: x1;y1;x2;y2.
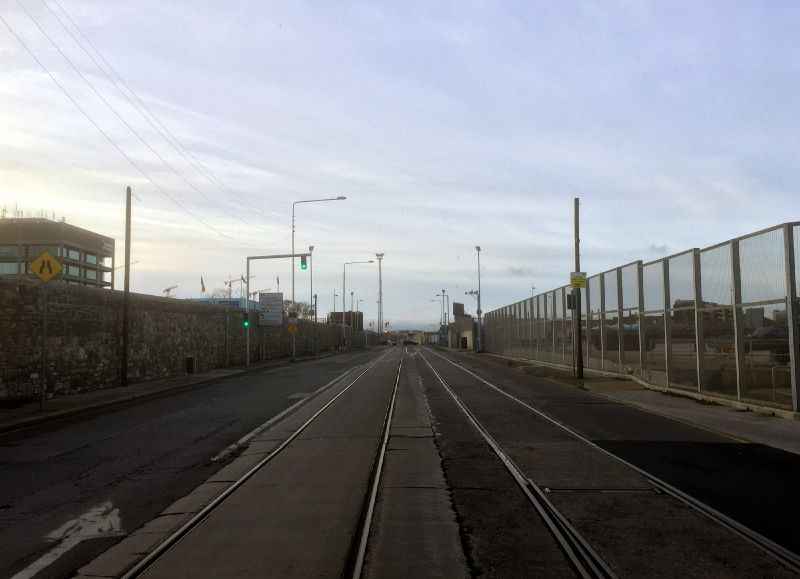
31;251;61;412
258;292;283;326
31;251;62;284
569;271;587;289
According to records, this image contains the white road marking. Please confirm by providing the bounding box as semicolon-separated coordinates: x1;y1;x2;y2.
12;502;124;579
210;367;356;462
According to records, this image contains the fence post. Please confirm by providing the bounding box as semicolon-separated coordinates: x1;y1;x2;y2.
616;268;624;371
663;259;673;387
599;275;607;371
585;281;592;370
693;249;704;393
783;224;800;412
731;240;745;401
637;261;645;375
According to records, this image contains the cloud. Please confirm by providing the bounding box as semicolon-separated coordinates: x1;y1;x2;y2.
646;244;669;255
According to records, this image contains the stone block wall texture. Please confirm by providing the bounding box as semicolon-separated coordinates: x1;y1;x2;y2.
0;277;342;402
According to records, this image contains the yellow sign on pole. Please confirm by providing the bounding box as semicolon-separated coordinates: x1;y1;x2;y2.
31;251;62;284
287;324;298;335
569;271;587;289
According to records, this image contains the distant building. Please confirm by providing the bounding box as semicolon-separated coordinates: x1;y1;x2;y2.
0;218;115;288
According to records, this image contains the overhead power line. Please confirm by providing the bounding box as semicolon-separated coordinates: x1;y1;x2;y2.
0;11;247;245
16;0;267;236
49;0;283;225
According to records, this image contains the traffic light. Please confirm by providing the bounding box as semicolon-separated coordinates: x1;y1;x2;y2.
300;255;307;270
243;313;249;328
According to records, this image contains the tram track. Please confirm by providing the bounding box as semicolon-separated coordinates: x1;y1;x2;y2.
419;349;617;579
424;347;800;577
343;355;403;579
121;348;398;579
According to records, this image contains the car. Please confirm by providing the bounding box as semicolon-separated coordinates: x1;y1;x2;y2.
402;339;418;345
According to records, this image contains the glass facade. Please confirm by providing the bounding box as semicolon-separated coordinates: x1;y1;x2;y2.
482;223;799;411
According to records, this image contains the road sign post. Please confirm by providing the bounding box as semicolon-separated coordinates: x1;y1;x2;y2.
31;250;62;410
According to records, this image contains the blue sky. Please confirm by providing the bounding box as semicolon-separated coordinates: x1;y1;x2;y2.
2;1;800;329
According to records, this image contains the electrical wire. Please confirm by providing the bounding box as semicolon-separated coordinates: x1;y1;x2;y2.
16;0;268;236
50;0;284;224
0;11;248;245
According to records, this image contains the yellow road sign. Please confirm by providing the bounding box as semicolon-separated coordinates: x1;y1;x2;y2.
287;324;298;335
569;271;587;289
31;251;62;284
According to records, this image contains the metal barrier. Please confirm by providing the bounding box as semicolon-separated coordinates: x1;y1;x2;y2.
484;223;800;411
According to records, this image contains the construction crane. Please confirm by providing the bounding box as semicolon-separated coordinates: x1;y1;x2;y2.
163;285;178;298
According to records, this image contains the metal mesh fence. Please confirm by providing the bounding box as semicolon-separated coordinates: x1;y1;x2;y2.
483;223;800;411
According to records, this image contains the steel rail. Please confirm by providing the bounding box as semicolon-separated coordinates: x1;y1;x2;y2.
419;350;617;579
427;347;800;576
345;354;404;579
122;349;394;579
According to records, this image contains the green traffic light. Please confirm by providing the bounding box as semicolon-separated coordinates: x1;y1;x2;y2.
300;256;308;270
243;320;249;327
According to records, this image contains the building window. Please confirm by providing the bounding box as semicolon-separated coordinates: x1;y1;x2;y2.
85;253;97;264
0;245;17;257
65;248;80;261
0;262;17;274
84;268;97;280
27;245;60;258
66;264;80;277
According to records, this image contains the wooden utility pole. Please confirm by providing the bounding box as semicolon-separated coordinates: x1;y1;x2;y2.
121;186;131;387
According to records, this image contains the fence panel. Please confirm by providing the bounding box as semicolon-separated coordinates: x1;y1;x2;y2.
482;222;798;410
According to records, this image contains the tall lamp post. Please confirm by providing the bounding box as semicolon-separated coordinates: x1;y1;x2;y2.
431;298;442;344
343;260;373;348
292;196;345;359
376;253;384;342
475;245;482;352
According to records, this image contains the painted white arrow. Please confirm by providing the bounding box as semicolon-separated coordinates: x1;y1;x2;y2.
12;501;124;579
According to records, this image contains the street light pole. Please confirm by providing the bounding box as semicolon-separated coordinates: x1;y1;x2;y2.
476;245;482;352
376;253;384;342
313;293;318;355
291;196;345;359
309;245;314;355
342;260;373;349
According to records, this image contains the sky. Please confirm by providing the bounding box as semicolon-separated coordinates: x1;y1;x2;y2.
2;1;800;330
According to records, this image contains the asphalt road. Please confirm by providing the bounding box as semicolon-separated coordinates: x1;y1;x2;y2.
0;349;380;579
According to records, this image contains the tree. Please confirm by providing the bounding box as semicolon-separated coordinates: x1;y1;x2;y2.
284;300;315;319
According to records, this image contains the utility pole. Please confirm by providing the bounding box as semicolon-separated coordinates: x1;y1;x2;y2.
476;246;482;352
121;186;131;387
574;198;584;379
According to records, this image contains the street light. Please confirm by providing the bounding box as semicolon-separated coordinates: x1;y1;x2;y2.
291;196;344;362
343;260;373;348
375;253;384;341
430;298;442;326
308;245;315;319
291;196;346;310
475;245;482;352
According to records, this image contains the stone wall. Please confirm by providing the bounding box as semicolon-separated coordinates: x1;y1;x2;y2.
0;277;342;403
